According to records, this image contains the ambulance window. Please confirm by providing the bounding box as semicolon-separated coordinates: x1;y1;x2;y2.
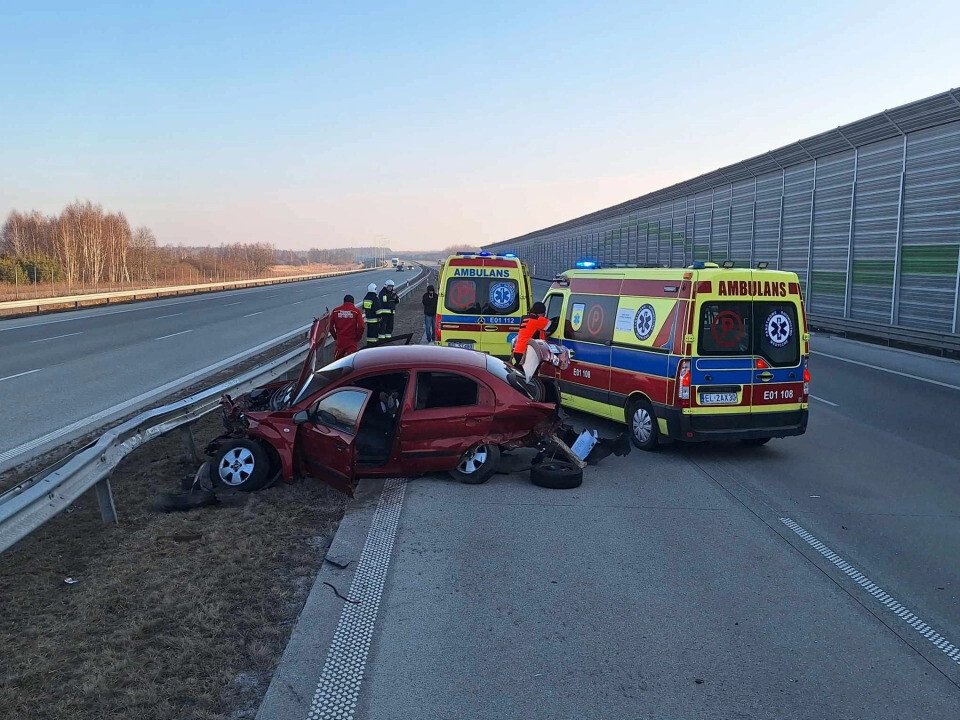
544;294;564;336
754;303;800;367
565;294;619;345
444;277;519;315
698;302;751;356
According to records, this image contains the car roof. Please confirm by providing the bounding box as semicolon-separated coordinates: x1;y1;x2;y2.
351;344;487;370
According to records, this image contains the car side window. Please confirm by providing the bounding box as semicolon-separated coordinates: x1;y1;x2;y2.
415;372;479;409
312;389;370;434
544;293;564;336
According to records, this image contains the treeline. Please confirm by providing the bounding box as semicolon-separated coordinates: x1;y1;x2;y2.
0;201;277;287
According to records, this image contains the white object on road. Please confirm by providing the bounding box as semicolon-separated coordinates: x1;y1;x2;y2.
570;430;598;461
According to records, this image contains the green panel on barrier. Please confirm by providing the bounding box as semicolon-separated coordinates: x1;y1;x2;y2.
900;245;959;275
811;270;846;296
852;260;896;286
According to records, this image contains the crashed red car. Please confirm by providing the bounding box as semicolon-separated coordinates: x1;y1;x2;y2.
208;318;565;495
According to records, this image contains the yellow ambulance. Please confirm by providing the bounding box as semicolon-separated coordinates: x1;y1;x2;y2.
435;252;534;358
537;261;810;449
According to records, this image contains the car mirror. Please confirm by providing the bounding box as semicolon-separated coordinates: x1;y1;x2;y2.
292;410;311;425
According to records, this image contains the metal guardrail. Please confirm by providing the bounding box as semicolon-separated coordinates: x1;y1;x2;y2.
0;267;430;554
808;314;960;357
0;266;380;315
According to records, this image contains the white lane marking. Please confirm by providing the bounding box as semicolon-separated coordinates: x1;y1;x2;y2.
29;331;83;344
243;311;263;318
155;329;193;340
780;517;960;667
154;312;184;319
0;368;42;383
291;300;304;305
225;301;243;306
306;478;406;719
812;351;960;392
810;395;839;407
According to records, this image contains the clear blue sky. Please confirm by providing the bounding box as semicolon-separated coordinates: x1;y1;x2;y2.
1;1;957;250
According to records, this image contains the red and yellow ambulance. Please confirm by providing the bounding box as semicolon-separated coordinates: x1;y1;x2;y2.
435;252;534;358
538;261;810;449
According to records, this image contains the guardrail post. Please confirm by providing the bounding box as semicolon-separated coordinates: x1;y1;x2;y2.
94;478;118;524
179;423;200;463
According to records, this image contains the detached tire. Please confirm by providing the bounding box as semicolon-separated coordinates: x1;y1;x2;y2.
449;444;500;484
531;460;583;489
626;397;660;452
210;440;271;491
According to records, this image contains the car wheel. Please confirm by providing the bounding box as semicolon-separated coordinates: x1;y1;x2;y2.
210;440;271;491
449;443;500;484
626;397;659;451
530;460;583;489
741;437;771;446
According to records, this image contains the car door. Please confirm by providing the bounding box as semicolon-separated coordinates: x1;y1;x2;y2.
398;371;494;471
296;387;372;495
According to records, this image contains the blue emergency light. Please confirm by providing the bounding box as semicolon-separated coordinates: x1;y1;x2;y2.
478;251;491;256
575;259;600;269
503;253;516;258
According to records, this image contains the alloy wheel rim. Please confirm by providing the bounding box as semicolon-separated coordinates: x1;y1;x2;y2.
458;445;489;474
219;447;255;486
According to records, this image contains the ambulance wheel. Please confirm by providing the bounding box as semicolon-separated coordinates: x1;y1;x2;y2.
626;398;659;451
741;437;771;446
449;444;500;484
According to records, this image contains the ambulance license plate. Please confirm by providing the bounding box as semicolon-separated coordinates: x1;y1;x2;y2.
447;340;474;350
699;392;738;405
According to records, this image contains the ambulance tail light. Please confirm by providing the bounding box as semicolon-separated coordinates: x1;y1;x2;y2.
435;315;442;343
755;357;769;369
678;360;691;401
803;359;810;396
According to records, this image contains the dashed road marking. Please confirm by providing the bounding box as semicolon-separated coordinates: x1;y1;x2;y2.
155;329;193;340
306;478;407;719
244;311;263;318
225;301;243;306
154;312;184;319
780;517;960;667
812;351;960;392
0;368;42;383
811;395;839;407
29;331;83;343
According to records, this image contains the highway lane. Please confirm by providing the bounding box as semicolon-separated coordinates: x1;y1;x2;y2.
0;268;401;464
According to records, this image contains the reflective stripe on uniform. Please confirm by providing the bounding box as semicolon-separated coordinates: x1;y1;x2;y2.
376;309;393;315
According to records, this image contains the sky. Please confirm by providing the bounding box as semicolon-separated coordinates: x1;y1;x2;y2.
1;1;958;251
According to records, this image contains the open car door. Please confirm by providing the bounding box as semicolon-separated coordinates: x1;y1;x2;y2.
520;339;571;382
292;312;332;398
295;386;372;496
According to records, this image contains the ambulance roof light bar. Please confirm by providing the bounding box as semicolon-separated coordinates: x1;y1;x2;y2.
757;261;769;269
575;259;600;269
721;260;735;268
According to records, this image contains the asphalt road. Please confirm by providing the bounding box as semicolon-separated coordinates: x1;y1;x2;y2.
0;268;400;466
260;329;960;719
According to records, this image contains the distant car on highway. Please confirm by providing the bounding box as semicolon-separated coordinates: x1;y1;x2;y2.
208;319;560;495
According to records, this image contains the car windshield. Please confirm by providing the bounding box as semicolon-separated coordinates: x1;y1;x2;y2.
484;355;539;400
291;355;355;406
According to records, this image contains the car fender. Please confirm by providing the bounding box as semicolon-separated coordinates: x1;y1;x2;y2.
246;416;298;481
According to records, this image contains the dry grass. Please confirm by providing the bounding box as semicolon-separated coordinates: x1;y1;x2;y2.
0;281;429;720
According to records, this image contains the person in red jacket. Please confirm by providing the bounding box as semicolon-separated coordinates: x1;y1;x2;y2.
330;295;365;359
512;301;550;367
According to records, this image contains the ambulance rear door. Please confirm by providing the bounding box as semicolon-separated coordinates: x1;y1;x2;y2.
749;272;806;417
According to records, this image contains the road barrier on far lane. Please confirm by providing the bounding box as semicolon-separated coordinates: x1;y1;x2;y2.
0;266;432;554
0;266;380;317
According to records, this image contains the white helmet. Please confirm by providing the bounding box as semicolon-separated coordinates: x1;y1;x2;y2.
386;279;396;287
368;283;377;292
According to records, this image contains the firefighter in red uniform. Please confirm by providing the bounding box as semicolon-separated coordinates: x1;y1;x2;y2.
512;301;550;367
330;294;365;359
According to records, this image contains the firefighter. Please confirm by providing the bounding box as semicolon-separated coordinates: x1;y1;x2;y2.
377;279;399;342
361;282;380;346
330;294;365;359
512;301;549;367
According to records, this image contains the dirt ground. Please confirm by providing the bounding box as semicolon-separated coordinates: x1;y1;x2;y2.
0;285;429;720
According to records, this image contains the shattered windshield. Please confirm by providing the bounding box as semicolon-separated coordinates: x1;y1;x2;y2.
485;355;539;400
291;355;355;406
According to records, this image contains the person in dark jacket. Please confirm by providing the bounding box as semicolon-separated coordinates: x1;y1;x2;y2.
512;301;549;367
361;283;380;346
377;279;399;341
421;284;438;343
330;295;365;359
